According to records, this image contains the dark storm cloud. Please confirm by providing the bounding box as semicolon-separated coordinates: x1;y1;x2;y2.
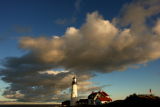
1;55;96;102
0;0;160;102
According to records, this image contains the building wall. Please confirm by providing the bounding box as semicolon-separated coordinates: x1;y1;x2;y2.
71;84;78;98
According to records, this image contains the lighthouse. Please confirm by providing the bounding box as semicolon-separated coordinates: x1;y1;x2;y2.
71;75;78;106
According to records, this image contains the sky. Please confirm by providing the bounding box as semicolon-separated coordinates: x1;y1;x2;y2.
0;0;160;103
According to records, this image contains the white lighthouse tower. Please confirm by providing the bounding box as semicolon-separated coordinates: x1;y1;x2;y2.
71;75;78;106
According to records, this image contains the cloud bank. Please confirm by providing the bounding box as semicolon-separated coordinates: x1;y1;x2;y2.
0;0;160;102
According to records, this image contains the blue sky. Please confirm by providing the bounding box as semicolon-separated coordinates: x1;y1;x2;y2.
93;60;160;100
0;0;160;102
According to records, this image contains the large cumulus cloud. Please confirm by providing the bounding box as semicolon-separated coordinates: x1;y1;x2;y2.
0;0;160;102
19;11;160;73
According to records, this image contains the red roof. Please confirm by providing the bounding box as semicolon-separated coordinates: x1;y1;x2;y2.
88;91;112;101
97;97;112;101
100;91;109;96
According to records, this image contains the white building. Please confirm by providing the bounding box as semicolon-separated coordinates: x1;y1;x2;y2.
88;91;112;105
70;76;78;106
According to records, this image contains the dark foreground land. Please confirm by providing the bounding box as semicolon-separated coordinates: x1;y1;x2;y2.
103;94;160;106
1;94;160;107
77;94;160;107
0;104;60;107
